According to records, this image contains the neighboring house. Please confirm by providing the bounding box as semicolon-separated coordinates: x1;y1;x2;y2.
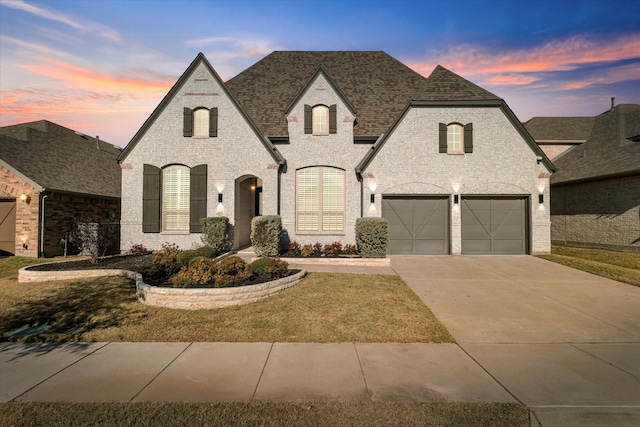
542;104;640;253
0;121;122;257
118;51;554;255
524;116;595;160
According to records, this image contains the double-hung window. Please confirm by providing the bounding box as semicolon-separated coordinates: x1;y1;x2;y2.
162;165;190;231
312;105;329;135
297;167;345;232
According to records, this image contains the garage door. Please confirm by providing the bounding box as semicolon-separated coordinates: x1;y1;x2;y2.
461;197;527;254
382;196;449;254
0;200;16;256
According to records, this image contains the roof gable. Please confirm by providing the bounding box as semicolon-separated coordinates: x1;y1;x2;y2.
551;104;640;184
118;53;285;166
284;64;356;115
422;65;501;101
0;120;122;197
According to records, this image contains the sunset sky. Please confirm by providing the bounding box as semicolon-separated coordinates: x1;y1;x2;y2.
1;0;638;147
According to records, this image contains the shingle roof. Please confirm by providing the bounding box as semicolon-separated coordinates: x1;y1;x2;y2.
0;120;121;198
523;117;595;141
550;104;640;185
225;51;500;137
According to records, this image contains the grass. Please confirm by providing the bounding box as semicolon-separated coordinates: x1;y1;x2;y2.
537;245;640;287
0;258;453;343
0;402;529;426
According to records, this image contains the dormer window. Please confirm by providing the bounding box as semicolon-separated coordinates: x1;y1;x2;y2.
304;104;337;135
183;107;218;137
313;105;329;135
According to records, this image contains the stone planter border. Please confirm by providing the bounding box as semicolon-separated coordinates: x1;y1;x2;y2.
259;257;391;266
18;257;306;310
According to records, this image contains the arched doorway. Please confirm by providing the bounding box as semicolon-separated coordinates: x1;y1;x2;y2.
234;175;263;249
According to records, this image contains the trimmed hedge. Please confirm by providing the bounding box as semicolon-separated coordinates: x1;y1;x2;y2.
251;215;282;257
356;217;388;258
201;217;232;254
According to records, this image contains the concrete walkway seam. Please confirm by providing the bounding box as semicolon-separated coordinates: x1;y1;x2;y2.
129;342;193;402
353;343;373;401
250;343;274;402
13;342;109;402
570;344;640;381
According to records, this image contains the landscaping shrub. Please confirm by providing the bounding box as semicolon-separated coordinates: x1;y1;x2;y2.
152;242;181;276
251;215;282;257
129;244;150;256
288;241;301;256
301;244;313;257
342;243;358;255
356;217;388;258
169;257;217;288
201;217;232;254
214;256;247;276
251;258;289;279
195;245;218;258
313;242;323;256
70;215;119;264
176;249;199;267
324;244;336;257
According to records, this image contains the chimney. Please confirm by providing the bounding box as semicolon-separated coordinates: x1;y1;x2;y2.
611;97;615;110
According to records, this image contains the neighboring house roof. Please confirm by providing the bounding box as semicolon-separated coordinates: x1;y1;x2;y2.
523;116;595;142
551;104;640;185
0;120;122;198
225;51;500;138
118;53;286;167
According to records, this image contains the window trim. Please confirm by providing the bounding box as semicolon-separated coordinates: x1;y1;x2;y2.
193;108;209;138
312;105;330;135
296;166;346;234
447;123;464;154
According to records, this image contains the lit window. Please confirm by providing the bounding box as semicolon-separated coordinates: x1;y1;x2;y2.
312;105;329;135
163;165;190;231
193;109;209;137
447;124;464;154
297;167;345;232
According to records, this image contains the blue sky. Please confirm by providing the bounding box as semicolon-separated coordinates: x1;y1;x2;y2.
1;0;638;147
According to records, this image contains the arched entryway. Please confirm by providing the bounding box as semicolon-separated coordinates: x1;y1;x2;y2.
234;175;263;249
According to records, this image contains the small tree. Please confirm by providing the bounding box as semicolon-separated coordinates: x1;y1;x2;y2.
201;217;232;255
251;215;281;257
71;215;119;263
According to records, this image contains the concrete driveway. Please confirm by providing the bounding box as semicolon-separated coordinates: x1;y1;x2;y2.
391;255;640;426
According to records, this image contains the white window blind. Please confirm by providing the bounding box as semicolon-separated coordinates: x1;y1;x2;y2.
296;167;344;232
194;108;209;137
163;165;190;231
312;105;329;135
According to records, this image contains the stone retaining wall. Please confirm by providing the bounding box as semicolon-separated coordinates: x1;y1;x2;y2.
261;257;391;266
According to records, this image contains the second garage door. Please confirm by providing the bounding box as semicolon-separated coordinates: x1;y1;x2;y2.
461;197;527;254
382;196;449;254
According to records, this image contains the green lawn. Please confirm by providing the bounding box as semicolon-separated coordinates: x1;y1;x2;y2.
0;402;529;427
537;245;640;287
0;258;453;343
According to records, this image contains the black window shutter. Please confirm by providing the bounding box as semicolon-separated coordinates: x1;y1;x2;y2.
439;123;447;153
304;105;312;134
183;107;193;137
464;123;473;153
209;108;218;137
142;164;161;233
190;164;207;233
329;104;337;134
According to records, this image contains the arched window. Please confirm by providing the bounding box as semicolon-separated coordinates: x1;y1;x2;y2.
296;166;345;232
312;105;329;135
447;123;464;154
163;165;190;231
193;108;209;137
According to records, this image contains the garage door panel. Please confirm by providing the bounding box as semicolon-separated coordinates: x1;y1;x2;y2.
383;196;449;254
462;197;527;254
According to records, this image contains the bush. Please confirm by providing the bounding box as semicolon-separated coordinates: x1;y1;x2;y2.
251;258;289;279
324;244;335;257
288;241;301;256
196;245;218;258
169;257;217;288
214;256;247;276
301;244;313;257
201;217;232;254
313;242;323;256
129;244;150;256
356;217;388;258
251;216;282;257
343;243;358;255
176;249;198;267
152;242;181;276
70;216;119;264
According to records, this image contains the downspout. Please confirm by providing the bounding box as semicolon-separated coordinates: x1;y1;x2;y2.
277;167;281;215
40;194;48;257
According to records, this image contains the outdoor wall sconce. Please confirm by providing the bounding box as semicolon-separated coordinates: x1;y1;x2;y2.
538;194;544;204
23;243;28;250
454;194;459;204
370;193;375;203
218;193;223;203
19;193;30;203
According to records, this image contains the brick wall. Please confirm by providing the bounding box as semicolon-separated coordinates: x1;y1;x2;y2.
551;175;640;252
0;165;39;256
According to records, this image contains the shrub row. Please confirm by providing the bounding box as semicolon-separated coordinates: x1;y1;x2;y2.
151;243;222;277
286;241;358;258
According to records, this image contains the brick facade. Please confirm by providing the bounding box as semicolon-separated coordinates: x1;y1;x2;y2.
0;164;39;256
551;175;640;253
